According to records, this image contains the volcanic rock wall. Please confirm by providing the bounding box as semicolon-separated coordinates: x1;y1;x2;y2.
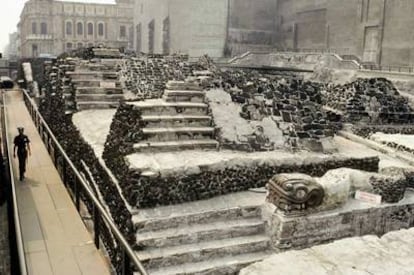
325;78;413;124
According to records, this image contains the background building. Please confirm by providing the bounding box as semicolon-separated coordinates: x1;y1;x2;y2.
133;0;278;58
4;32;20;60
275;0;414;67
18;0;134;58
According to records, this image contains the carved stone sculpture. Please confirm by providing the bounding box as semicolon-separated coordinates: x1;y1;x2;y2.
266;173;325;215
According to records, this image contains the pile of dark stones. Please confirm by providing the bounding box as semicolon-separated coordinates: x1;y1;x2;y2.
273;80;341;143
120;54;192;100
325;78;413;124
370;175;407;203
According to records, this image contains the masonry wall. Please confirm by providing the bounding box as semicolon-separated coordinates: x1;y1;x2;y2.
275;0;414;66
134;0;227;58
268;195;414;251
228;0;277;55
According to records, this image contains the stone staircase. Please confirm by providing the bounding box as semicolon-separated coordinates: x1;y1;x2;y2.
67;60;124;111
134;203;271;275
130;81;219;152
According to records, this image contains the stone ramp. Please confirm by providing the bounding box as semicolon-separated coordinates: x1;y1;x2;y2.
133;191;271;275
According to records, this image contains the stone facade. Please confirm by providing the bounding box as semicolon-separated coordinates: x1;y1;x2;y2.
133;0;228;58
132;0;278;58
18;0;134;58
275;0;414;66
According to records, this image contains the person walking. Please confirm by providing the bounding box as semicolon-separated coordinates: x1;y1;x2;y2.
13;127;31;181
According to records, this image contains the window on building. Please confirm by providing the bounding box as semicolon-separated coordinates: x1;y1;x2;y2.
87;23;93;35
66;42;73;51
120;26;126;38
66;22;73;35
40;22;47;35
77;42;83;49
77;22;83;36
88;43;94;47
32;22;37;34
32;44;38;57
98;23;104;36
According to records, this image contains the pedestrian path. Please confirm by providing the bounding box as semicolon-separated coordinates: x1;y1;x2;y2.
3;90;111;275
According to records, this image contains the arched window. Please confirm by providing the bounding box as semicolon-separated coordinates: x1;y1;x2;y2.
32;22;37;34
87;22;93;35
77;42;83;49
40;22;47;35
98;23;104;36
66;42;73;51
120;26;126;38
66;21;72;35
77;22;83;36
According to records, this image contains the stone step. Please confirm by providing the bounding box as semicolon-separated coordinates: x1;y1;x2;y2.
145;251;270;275
75;94;124;102
133;139;219;152
141;115;212;124
135;206;261;233
142;127;215;142
76;86;123;94
137;235;270;269
76;101;120;111
163;90;206;103
66;71;118;80
136;218;265;248
166;81;202;91
130;101;208;116
72;79;121;88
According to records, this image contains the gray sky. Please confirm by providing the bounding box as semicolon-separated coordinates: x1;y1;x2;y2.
0;0;116;52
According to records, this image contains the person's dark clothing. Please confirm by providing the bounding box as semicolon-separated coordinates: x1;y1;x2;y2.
14;134;30;180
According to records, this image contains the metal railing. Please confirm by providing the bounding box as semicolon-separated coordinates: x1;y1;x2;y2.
361;64;414;74
1;93;28;275
20;89;147;275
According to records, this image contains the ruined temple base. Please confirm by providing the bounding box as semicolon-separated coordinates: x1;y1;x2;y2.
265;189;414;251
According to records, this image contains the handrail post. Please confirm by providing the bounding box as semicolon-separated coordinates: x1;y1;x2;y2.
93;205;100;249
122;249;131;275
75;178;80;211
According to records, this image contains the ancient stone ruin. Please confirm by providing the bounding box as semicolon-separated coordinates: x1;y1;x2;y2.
30;48;414;274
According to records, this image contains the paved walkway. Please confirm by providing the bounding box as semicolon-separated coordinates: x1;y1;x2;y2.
3;90;111;275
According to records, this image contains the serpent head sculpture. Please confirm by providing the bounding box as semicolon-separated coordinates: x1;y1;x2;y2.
267;173;325;215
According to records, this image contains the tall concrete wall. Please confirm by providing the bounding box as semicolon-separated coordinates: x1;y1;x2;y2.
228;0;277;55
134;0;227;58
275;0;414;66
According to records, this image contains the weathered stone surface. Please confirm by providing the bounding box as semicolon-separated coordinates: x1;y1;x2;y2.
240;228;414;275
268;190;414;251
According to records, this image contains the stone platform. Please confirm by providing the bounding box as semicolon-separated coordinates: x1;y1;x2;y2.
133;191;272;275
240;227;414;275
265;189;414;251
